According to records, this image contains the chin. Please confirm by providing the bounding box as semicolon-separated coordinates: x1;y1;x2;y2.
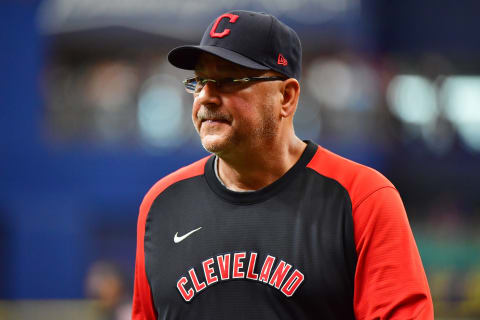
200;135;231;154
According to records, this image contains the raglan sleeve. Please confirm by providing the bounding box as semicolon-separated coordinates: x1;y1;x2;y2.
132;197;157;320
131;157;208;319
352;186;434;320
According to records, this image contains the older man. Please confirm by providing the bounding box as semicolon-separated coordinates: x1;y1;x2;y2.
132;10;433;320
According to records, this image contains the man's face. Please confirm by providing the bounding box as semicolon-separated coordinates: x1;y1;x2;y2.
192;54;283;156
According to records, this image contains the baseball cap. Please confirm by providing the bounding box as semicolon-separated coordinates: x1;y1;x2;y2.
168;10;302;80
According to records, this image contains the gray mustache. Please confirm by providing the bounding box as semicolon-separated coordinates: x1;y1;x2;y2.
197;109;232;122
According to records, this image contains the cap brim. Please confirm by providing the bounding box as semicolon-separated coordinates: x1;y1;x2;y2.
167;45;270;71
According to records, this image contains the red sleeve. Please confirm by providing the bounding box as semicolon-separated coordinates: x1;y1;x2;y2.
307;146;433;320
131;157;209;320
353;187;434;320
132;193;157;320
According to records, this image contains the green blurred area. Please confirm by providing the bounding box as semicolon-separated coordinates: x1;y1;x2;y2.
0;300;131;320
416;224;480;318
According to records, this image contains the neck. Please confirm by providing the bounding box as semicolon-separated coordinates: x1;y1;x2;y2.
216;135;307;191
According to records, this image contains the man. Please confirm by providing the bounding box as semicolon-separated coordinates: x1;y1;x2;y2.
132;10;433;319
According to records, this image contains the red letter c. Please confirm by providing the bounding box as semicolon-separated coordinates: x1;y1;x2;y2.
210;13;239;38
177;277;194;302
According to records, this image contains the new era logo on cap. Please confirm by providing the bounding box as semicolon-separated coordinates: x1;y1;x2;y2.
277;54;288;66
167;10;302;80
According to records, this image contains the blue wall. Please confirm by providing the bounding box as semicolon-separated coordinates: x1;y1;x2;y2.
0;1;208;298
2;0;480;300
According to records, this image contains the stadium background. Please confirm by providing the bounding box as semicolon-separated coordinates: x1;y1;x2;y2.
1;0;480;319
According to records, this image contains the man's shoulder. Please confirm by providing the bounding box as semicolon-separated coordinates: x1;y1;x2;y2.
307;145;395;208
140;156;211;209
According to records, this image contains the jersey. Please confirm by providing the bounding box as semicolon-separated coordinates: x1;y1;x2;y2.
132;141;433;319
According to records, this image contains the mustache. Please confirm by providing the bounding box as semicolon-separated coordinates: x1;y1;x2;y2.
196;109;232;122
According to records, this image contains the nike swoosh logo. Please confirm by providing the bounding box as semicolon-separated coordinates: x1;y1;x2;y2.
174;227;202;244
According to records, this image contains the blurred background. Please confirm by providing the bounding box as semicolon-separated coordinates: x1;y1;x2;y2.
1;0;480;319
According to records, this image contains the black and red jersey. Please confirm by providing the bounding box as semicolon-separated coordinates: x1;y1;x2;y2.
132;141;433;319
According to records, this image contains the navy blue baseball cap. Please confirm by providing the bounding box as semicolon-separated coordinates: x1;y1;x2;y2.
168;10;302;80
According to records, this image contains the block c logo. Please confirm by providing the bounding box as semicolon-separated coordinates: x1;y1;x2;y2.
210;13;239;38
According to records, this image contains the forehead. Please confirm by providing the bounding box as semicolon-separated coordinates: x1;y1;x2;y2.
195;53;265;77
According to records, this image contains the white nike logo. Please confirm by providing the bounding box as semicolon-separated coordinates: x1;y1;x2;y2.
174;227;202;243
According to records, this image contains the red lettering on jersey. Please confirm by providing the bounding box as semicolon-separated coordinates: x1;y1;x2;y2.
210;13;239;38
202;258;218;285
177;253;305;302
281;269;305;297
176;276;194;302
217;254;231;280
268;260;292;289
232;252;246;279
277;53;288;66
258;255;276;283
246;252;259;280
188;268;206;293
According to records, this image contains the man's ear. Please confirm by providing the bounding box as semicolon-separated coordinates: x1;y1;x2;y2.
280;78;300;118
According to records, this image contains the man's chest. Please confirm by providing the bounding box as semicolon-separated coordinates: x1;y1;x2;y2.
143;183;356;319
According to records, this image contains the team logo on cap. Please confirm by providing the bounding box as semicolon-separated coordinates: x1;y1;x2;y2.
210;13;240;38
277;54;288;66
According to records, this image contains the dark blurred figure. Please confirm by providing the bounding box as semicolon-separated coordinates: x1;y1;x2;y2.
85;261;132;320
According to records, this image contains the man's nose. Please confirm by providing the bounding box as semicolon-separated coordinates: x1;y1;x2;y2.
195;81;221;106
